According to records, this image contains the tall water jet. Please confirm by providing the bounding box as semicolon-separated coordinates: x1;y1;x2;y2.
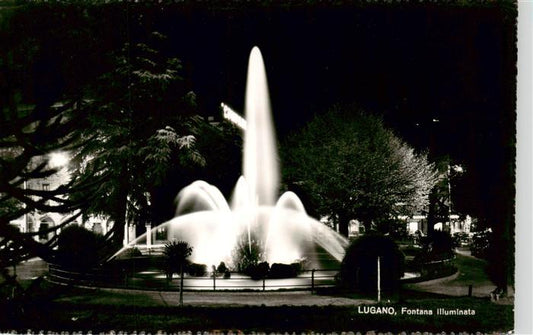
243;47;279;207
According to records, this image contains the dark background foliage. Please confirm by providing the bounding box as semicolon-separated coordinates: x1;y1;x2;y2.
55;225;107;269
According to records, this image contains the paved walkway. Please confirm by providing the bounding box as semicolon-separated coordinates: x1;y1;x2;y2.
403;253;514;305
404;271;493;297
53;285;375;307
2;257;48;282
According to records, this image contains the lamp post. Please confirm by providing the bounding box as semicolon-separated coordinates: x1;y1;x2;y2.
48;151;70;169
447;165;452;232
377;256;381;302
23;179;27;234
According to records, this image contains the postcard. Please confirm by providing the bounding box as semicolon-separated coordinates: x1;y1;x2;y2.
0;1;520;334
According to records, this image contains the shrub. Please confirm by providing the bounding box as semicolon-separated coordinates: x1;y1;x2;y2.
375;217;408;241
126;247;143;258
187;263;207;277
212;262;231;278
410;231;458;280
401;245;422;257
430;230;455;254
216;262;227;274
415;231;455;263
55;225;106;269
470;230;491;259
246;261;270;280
452;232;471;248
232;235;265;273
389;223;409;241
338;233;404;294
269;263;301;279
162;240;193;278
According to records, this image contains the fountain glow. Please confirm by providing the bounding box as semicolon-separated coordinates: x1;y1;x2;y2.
112;47;348;268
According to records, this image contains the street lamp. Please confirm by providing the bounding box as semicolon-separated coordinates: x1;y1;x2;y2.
48;151;69;169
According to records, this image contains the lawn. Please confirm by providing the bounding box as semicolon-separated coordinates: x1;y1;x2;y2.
2;297;514;333
451;253;492;285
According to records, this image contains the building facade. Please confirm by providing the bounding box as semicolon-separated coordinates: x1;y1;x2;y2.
9;154;113;242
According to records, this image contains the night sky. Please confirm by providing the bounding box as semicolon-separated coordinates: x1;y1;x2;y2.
134;4;515;157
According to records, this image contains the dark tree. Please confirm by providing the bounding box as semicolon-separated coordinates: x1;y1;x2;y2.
163;240;192;306
55;225;106;269
282;106;438;236
0;2;122;271
0;100;95;268
68;32;205;248
426;156;465;237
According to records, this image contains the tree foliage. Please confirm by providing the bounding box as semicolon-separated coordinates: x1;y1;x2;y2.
0;102;94;266
0;28;98;264
55;225;107;269
163;240;192;305
232;234;265;274
163;240;193;275
68;32;205;247
0;7;207;272
426;156;466;236
282;106;438;236
414;230;455;263
0;3;119;269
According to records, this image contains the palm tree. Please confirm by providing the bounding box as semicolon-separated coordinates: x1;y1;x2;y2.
163;240;193;306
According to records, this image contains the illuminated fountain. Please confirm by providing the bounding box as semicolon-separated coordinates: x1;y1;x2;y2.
113;47;348;268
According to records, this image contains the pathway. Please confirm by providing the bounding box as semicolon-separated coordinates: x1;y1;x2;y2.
53;286;375;307
403;253;514;305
